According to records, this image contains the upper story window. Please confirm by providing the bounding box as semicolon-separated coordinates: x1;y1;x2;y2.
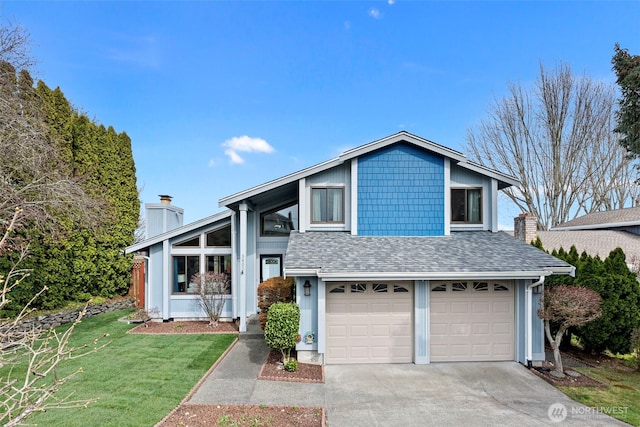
206;226;231;247
261;203;298;236
311;187;344;223
173;235;200;248
451;188;482;224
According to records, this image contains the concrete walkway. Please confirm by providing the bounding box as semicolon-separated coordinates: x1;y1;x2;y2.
189;322;625;426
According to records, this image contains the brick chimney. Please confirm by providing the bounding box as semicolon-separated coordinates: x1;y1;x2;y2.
514;213;538;244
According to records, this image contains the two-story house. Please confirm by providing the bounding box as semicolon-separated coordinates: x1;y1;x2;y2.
126;131;573;366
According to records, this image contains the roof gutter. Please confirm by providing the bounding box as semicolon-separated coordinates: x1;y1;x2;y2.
284;269;570;281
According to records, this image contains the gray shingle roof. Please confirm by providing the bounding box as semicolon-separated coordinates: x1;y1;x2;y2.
284;231;574;280
554;207;640;230
536;230;640;260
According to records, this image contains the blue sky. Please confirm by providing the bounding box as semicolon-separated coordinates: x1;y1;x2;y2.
5;1;640;229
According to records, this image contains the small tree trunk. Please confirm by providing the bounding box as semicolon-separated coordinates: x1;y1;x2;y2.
545;320;566;378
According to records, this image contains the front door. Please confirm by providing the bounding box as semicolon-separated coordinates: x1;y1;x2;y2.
260;254;282;282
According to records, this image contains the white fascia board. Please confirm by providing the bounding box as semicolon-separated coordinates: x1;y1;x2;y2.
317;270;559;281
218;157;344;208
283;268;321;277
339;131;467;164
551;221;640;231
125;210;232;253
456;161;520;188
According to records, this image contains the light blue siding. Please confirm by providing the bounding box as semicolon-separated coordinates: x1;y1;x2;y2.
149;243;164;316
515;280;525;364
532;292;545;360
450;164;485;186
414;280;428;364
169;297;233;319
357;143;444;236
296;277;318;352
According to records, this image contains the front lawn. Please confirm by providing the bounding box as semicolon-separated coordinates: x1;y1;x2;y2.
559;365;640;426
22;310;236;427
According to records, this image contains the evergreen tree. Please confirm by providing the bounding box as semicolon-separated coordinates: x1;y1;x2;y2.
578;248;640;354
612;44;640;158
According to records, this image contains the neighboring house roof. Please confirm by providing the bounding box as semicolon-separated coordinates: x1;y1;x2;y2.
536;230;640;261
219;131;519;208
125;210;232;253
552;206;640;231
284;231;574;280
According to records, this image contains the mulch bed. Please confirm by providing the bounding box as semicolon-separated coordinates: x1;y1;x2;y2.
258;349;324;383
158;404;324;427
127;320;239;334
530;365;606;388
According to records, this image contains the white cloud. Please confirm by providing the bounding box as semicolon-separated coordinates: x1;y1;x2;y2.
368;8;382;19
388;0;395;4
222;135;275;164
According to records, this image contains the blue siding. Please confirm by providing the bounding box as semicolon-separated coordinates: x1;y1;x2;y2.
357;143;444;236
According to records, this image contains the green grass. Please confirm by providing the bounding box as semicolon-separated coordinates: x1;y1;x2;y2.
16;309;236;427
559;366;640;426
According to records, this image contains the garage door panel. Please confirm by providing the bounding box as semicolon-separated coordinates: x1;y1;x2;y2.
493;301;511;313
450;302;469;313
349;303;369;314
350;325;368;337
472;323;490;335
326;282;413;364
430;281;514;362
371;324;390;337
327;325;347;337
371;303;390;313
472;301;490;313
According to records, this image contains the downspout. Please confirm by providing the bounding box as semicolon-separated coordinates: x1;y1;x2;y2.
526;275;545;368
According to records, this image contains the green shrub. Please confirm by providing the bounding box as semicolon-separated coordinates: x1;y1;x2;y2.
534;241;640;355
284;360;298;372
257;276;294;330
264;302;300;362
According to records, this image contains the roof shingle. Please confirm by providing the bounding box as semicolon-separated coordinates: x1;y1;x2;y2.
284;231;573;279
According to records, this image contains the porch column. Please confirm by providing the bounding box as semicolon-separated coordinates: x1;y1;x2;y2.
162;240;170;320
238;203;248;332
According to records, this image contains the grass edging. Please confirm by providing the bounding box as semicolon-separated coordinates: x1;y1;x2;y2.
154;337;240;426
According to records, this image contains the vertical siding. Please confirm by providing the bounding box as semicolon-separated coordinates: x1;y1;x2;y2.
149;243;164;316
296;277;318;352
357;143;444;236
532;292;544;360
414;280;428;364
515;280;525;364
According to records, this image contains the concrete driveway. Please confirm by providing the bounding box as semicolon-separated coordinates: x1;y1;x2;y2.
190;339;626;426
322;363;624;426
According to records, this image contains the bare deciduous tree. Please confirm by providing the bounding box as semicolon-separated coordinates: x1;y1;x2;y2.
466;63;638;230
1;210;108;427
0;21;105;426
0;22;35;73
191;272;229;327
538;285;602;378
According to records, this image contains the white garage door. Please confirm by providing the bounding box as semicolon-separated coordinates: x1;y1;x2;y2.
430;281;514;362
326;282;413;364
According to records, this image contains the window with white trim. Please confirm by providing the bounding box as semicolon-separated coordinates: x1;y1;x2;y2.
451;188;482;224
311;187;344;223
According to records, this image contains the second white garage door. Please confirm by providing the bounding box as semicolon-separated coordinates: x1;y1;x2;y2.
326;282;413;364
430;281;514;362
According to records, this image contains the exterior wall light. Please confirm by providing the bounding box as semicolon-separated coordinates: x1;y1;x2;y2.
304;280;311;296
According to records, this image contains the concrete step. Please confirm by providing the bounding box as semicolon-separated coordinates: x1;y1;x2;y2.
239;314;264;340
